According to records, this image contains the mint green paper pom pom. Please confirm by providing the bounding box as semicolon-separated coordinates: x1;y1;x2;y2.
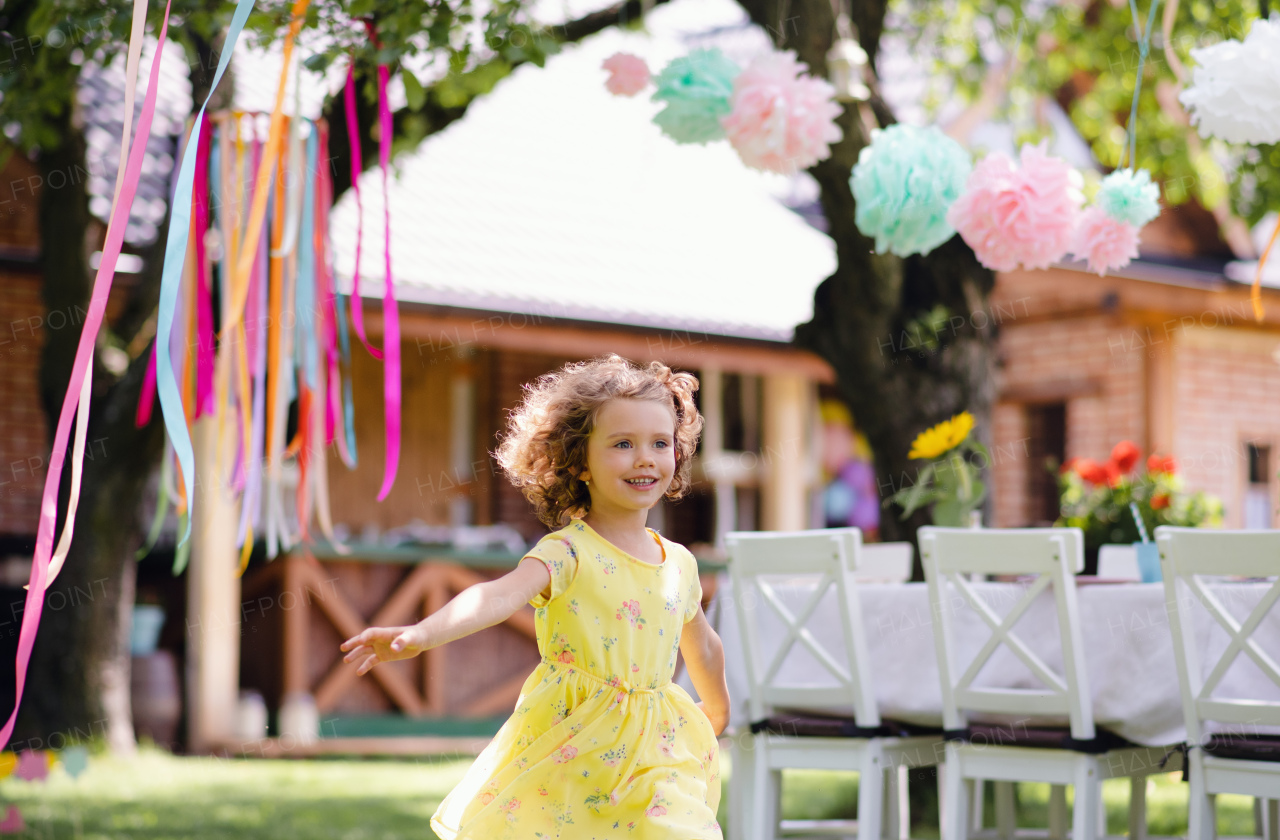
1097;168;1160;227
851;124;972;257
651;48;740;145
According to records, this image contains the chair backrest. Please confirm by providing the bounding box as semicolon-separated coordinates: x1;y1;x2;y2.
1097;544;1140;580
918;526;1094;739
1155;527;1280;745
857;542;913;582
724;527;879;728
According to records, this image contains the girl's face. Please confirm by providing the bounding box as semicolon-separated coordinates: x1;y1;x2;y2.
580;398;678;515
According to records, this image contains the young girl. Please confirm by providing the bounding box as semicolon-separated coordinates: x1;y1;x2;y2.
340;355;729;839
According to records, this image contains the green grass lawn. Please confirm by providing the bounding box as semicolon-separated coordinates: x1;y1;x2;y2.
0;744;1263;838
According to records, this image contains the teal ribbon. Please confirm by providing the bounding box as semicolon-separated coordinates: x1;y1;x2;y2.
155;0;257;546
1121;0;1162;170
296;123;319;390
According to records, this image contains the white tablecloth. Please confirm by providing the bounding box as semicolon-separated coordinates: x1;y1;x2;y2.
677;576;1280;747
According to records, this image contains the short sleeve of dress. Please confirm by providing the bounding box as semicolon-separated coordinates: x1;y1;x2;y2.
524;533;580;608
682;549;703;623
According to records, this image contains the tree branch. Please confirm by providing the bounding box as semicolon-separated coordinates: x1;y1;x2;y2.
325;0;673;203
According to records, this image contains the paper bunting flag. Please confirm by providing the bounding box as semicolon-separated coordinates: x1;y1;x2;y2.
0;806;22;834
59;745;89;778
15;749;48;782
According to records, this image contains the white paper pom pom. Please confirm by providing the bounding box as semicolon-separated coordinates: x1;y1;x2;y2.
1179;18;1280;145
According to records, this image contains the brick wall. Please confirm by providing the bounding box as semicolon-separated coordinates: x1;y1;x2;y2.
992;310;1145;526
1172;328;1280;527
0;272;48;536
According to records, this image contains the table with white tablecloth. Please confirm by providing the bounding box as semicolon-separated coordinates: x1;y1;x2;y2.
676;577;1280;747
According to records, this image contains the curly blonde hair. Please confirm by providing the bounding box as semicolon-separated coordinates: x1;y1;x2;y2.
494;355;704;529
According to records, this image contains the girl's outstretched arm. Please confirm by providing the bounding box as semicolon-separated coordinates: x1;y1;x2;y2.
340;557;552;676
680;604;730;736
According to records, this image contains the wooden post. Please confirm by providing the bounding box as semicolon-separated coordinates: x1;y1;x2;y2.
186;416;242;753
700;366;736;547
761;373;809;531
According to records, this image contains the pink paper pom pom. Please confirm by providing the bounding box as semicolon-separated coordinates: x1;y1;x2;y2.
603;52;651;97
721;51;843;174
1072;205;1140;275
947;142;1082;272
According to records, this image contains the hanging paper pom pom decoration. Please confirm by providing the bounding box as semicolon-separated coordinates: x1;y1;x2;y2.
722;50;843;174
851;124;972;257
1096;168;1160;227
947;142;1083;271
1072;205;1141;275
651;48;739;144
603;52;651;97
1178;18;1280;145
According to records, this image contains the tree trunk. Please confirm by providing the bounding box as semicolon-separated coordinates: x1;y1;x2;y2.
733;0;997;564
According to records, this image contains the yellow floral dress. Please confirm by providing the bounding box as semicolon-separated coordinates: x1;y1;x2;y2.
430;519;722;839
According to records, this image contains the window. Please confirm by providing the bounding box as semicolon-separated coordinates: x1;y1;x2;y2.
1245;442;1272;529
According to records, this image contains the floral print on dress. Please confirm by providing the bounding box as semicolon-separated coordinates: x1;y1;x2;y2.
616;599;646;628
549;633;578;665
430;522;720;840
596;552;617;575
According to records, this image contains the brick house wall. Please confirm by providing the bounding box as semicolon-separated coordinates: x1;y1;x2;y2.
0;146;48;537
989;264;1280;529
1172;328;1280;527
0;273;47;536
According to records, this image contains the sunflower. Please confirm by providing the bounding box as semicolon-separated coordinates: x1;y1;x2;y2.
908;412;975;460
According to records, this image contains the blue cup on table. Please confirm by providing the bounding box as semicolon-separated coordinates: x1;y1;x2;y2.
1134;541;1162;583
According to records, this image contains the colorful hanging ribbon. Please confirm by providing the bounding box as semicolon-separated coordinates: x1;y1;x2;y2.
2;0;176;750
155;0;258;548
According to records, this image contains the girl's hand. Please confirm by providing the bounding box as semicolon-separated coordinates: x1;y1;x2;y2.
340;624;428;675
697;700;729;737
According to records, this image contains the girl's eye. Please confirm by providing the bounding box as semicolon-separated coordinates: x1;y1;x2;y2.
615;441;631;449
655;440;669;448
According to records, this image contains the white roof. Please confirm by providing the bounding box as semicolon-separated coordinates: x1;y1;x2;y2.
327;0;837;342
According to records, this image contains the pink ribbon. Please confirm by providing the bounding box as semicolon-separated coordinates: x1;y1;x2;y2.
136;345;157;428
194;115;214;418
375;63;401;501
343;64;381;361
0;0;172;747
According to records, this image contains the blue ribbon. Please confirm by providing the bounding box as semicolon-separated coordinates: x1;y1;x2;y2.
155;0;257;546
296;123;319;390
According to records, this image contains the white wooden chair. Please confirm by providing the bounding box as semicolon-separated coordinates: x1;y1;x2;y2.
725;528;943;840
1155;527;1280;840
858;542;914;583
1096;545;1140;581
919;526;1182;840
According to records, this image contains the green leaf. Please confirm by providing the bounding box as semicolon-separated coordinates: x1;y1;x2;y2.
303;52;333;74
402;70;426;111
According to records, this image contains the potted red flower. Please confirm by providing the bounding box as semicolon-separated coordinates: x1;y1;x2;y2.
1056;441;1222;569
